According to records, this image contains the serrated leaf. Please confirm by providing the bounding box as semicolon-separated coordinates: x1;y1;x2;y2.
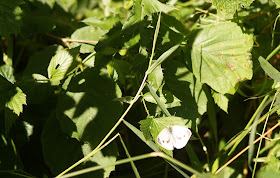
82;143;117;178
147;62;163;90
32;74;49;83
139;118;153;140
191;21;253;94
71;26;106;53
148;117;190;153
82;16;120;30
124;0;176;28
0;65;15;84
0;0;22;37
212;90;229;113
258;56;280;82
210;0;254;17
5;87;27;116
47;47;80;83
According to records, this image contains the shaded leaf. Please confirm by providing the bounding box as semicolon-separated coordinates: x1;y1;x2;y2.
107;59;132;85
191;21;253;94
0;0;22;37
163;60;207;120
57;68;122;145
139;118;153;140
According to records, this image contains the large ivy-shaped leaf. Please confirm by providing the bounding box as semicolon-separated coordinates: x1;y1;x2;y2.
0;0;22;37
191;21;253;94
210;0;254;17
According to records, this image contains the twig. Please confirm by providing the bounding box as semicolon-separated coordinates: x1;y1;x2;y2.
46;33;98;49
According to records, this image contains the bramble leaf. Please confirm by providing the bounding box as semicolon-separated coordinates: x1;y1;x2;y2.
210;0;254;17
47;47;80;83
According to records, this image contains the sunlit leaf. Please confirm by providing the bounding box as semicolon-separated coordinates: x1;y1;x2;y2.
212;90;229;113
71;26;106;53
5;87;27;116
124;0;176;28
191;21;253;94
47;47;80;83
210;0;254;17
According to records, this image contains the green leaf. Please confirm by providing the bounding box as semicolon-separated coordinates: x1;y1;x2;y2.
191;21;253;94
212;90;229;113
0;0;22;37
123;0;176;28
210;0;254;17
273;0;280;6
139;118;153;140
124;120;160;152
147;62;163;90
47;47;80;83
143;117;190;153
82;16;121;31
0;65;15;84
163;60;207;119
32;74;49;83
5;87;27;116
41;115;84;175
82;142;117;178
107;59;132;85
146;44;180;75
258;56;280;83
36;0;56;8
257;156;280;178
57;68;122;144
0;135;22;170
71;26;106;53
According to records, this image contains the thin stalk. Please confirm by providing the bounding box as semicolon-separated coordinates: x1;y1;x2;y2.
215;122;280;174
119;134;141;178
266;43;280;61
56;13;162;178
252;92;279;177
60;152;202;178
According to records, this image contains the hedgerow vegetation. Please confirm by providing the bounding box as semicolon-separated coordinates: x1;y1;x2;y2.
1;0;280;177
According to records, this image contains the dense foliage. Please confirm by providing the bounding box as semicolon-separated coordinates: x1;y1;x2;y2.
1;0;280;177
